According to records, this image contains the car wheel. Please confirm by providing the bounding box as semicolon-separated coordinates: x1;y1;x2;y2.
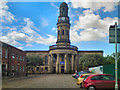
87;86;96;90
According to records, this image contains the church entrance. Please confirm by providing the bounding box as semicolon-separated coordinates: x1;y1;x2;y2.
61;66;64;73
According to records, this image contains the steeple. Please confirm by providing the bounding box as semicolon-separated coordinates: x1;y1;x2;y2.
56;2;70;45
60;2;68;17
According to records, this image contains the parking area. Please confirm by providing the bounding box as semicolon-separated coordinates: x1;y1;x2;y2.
2;74;86;89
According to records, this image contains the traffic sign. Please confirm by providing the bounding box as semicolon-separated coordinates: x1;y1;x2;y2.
109;25;120;43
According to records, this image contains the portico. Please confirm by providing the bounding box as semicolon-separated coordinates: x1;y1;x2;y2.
48;47;78;74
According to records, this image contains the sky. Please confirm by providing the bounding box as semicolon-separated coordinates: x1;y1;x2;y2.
0;0;120;56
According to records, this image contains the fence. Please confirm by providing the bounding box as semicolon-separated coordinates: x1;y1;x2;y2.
103;63;120;79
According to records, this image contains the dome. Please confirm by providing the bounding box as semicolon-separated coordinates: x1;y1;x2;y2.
60;2;68;8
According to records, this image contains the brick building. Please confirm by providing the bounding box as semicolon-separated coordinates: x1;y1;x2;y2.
0;41;26;76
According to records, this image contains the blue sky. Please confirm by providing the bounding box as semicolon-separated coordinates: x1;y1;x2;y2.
0;0;119;56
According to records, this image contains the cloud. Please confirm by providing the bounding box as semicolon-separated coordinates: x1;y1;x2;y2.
35;34;57;45
0;31;28;46
51;3;59;9
0;0;15;23
41;17;49;27
70;10;118;43
22;18;38;35
26;44;33;47
1;17;56;47
68;0;118;12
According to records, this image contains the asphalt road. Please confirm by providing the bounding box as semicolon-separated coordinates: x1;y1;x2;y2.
2;74;86;90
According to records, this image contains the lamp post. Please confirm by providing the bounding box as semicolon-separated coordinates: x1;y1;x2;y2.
109;22;119;90
115;22;118;90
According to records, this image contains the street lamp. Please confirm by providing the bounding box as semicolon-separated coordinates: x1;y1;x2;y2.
115;22;118;90
109;22;119;90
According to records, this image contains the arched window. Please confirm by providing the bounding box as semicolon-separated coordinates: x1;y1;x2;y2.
58;30;60;35
45;56;48;65
66;30;68;35
62;30;64;35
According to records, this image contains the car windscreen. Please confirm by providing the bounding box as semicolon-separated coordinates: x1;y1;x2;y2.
83;75;90;81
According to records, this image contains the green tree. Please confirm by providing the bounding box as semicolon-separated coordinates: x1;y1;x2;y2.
103;55;115;64
79;54;104;70
27;55;43;66
104;52;120;64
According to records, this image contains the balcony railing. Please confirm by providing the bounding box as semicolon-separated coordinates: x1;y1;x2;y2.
49;45;78;51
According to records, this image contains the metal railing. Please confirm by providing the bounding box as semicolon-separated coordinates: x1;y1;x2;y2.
49;45;78;51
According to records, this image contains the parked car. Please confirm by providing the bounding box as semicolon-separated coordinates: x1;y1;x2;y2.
76;70;91;79
83;74;120;90
76;73;91;88
72;73;77;78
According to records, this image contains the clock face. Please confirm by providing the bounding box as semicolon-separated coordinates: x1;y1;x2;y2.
61;17;65;21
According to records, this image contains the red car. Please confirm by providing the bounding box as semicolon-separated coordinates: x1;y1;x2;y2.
83;74;120;90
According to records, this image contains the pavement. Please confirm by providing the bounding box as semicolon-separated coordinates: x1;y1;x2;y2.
2;74;40;81
2;74;86;90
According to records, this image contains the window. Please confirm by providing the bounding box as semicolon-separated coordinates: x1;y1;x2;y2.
81;75;89;78
45;67;48;71
12;53;15;59
16;54;18;60
102;75;115;80
61;8;64;15
23;56;24;61
62;30;64;35
12;65;14;70
66;30;69;35
53;57;56;64
45;56;48;65
36;67;39;71
61;55;64;61
20;56;22;61
5;49;7;59
16;66;18;71
20;66;22;72
23;67;24;72
91;76;103;80
58;30;60;35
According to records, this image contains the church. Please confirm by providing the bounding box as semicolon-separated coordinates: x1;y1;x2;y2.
26;2;103;74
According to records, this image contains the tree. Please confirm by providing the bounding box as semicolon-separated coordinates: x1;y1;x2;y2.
79;54;105;70
27;55;43;66
104;52;120;64
103;55;115;64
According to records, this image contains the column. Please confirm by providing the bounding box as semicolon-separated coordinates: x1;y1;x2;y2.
64;54;67;73
50;54;53;73
56;54;60;73
75;55;78;72
71;54;74;73
48;55;51;73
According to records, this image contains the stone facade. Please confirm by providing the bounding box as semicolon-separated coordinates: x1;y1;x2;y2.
25;2;103;74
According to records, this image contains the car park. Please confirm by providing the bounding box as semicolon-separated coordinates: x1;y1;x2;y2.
83;74;120;90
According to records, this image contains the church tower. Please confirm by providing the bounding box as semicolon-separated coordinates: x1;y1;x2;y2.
49;2;78;74
56;2;70;45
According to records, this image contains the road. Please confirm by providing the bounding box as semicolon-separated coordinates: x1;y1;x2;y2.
2;74;86;90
